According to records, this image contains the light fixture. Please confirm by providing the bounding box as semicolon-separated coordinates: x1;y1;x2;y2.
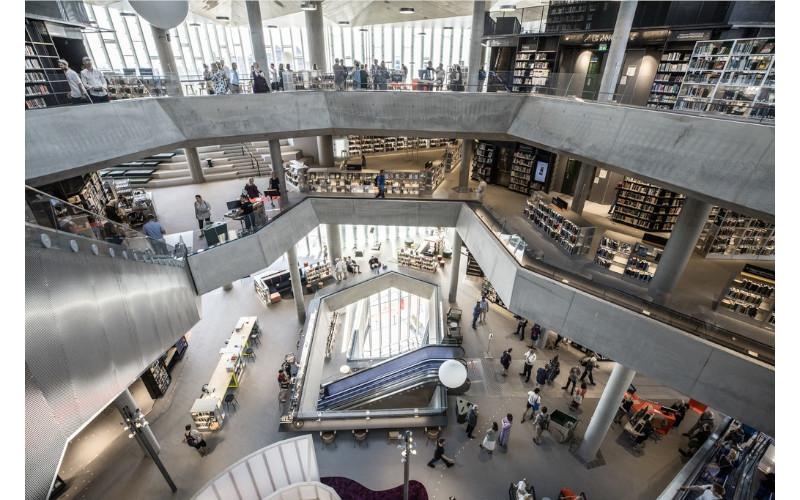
360;28;369;32
499;4;516;12
338;21;350;25
119;11;137;17
216;16;229;20
418;31;426;36
267;24;278;28
300;1;317;11
442;26;453;30
399;7;415;15
189;22;201;27
88;20;98;25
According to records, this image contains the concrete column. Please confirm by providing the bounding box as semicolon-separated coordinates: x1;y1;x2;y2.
597;0;637;102
114;389;161;455
576;362;636;462
150;26;183;97
571;164;595;215
184;146;205;183
448;232;462;303
268;139;289;209
649;197;712;303
304;1;327;72
286;246;306;323
467;1;487;91
458;140;473;192
246;0;269;80
317;135;334;168
327;223;342;261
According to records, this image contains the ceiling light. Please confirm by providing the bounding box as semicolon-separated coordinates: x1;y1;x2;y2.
442;26;453;30
267;24;277;28
189;22;201;27
119;12;137;17
360;28;369;32
338;21;350;25
499;4;516;12
399;7;415;15
88;20;98;25
216;16;229;20
418;32;426;35
300;2;317;11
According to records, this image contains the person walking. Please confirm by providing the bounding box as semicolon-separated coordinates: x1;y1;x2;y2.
334;258;347;282
479;296;489;324
579;354;597;385
239;194;255;232
529;323;541;348
519;348;536;382
277;369;290;402
514;316;528;339
500;348;512;376
570;382;587;411
184;424;208;456
59;59;89;104
203;63;214;94
683;410;715;437
194;195;211;237
244;177;261;199
374;169;386;198
465;404;479;439
521;388;541;422
498;414;513;448
480;422;498;454
268;174;280;208
532;406;550;445
562;365;581;395
471;300;482;329
270;63;279;91
80;57;109;103
427;438;454;468
401;64;408;83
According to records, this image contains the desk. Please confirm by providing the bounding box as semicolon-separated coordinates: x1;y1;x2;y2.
628;393;677;435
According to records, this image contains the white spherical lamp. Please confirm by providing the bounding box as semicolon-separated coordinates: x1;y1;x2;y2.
438;360;467;389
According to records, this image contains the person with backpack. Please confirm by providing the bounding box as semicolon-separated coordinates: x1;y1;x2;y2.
500;348;512;376
529;323;541;348
519;348;536;382
521;388;541;422
570;382;587;411
532;406;550;444
545;355;560;384
374;169;386;198
562;365;581;395
579;354;598;385
184;424;208;456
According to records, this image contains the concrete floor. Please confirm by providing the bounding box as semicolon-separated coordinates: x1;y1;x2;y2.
59;224;697;500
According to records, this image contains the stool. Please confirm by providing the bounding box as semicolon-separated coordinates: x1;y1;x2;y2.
352;429;368;447
243;347;256;361
249;333;261;347
320;430;337;447
424;426;441;445
224;392;239;412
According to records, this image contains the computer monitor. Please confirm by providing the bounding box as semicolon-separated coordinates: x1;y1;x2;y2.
226;200;242;210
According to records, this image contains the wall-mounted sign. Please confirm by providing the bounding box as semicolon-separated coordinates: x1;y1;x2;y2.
534;160;549;183
483;37;518;47
670;30;712;41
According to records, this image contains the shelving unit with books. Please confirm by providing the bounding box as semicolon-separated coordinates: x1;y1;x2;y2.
141;359;171;399
509;144;536;194
25;18;69;109
647;48;693;110
523;192;595;256
624;237;665;283
716;264;775;330
512;38;555;93
481;278;506;309
695;206;774;260
593;231;635;276
610;177;685;232
470;142;496;182
345;136;452;156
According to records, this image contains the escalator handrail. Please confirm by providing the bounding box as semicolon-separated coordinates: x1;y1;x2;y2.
321;368;442;410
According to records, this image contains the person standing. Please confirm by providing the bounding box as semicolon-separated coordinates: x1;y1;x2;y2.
684;410;715;437
352;62;361;90
519;348;536;382
268;174;280;208
401;64;408;84
514;316;528;339
333;58;344;90
184;424;208;456
434;63;445;90
244;177;261;199
465;404;479;439
229;62;240;93
476;179;488;203
579;354;597;385
498;414;513;448
361;154;367;169
571;382;587;411
239;194;255;232
277;369;290;402
270;63;279;91
521;388;541;422
277;63;285;91
252;63;269;93
203;63;214;94
194;195;211;237
427;438;454;468
500;348;512;376
532;406;550;445
80;57;109;103
480;422;498;454
142;215;167;253
359;64;369;90
562;365;581;395
59;59;89;104
471;300;482;329
334;258;347;282
478;65;486;92
374;169;386;198
211;62;228;95
479;296;489;324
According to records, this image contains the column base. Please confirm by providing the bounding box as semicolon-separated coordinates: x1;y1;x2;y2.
572;446;607;469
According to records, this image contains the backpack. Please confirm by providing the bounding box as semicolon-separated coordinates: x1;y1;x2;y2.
185;432;198;447
539;413;550;430
500;352;511;366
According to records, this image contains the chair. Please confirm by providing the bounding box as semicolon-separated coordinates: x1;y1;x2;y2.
352;429;369;447
249;330;261;347
320;430;337;447
424;426;441;446
224;392;238;412
243;347;256;361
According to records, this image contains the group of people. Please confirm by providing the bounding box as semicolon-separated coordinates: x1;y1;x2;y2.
333;256;361;281
60;57;110;105
202;59;242;95
276;356;299;403
471;295;490;328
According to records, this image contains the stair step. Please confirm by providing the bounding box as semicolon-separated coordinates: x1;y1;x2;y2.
147;176;194;188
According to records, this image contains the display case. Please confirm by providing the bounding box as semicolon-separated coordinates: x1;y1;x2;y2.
141;359;171;399
471;142;496;182
695;206;774;260
524;193;595;256
611;176;685;232
716;264;775;330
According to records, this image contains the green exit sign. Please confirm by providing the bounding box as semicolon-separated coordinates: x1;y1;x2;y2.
598;43;608;51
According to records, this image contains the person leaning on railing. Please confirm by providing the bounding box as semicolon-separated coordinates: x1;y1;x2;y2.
251;63;269;93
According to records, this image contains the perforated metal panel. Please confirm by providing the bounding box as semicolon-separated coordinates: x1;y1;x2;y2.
25;227;199;500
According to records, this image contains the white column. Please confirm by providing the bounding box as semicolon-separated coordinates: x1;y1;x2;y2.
304;1;327;71
649;197;712;304
184;147;205;183
150;26;183;97
327;223;342;261
286;246;306;323
467;1;487;91
268;139;289;209
448;232;462;303
114;389;161;455
246;0;269;79
458;140;473;192
597;1;637;102
571;164;595;215
576;363;636;462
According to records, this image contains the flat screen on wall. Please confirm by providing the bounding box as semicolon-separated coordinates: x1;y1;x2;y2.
534;160;549;183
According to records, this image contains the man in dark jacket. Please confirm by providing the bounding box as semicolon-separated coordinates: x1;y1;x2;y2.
500;348;512;376
465;404;479;438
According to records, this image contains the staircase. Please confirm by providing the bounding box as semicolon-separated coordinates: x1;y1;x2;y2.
147;139;315;188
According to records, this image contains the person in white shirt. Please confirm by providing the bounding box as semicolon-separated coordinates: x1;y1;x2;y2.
679;483;724;500
80;57;109;103
519;348;537;382
229;62;240;93
476;179;488;203
59;59;89;104
334;258;347;282
269;63;279;91
521;388;541;422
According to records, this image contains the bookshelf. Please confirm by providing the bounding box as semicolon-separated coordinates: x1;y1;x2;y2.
593;231;636;276
509;144;536;194
190;397;225;431
716;264;774;330
285;161;310;192
471;142;496;182
624;240;663;283
523;192;595;256
481;278;506;308
675;38;775;120
512;38;555;93
141;359;171;399
346;136;452;156
441;141;462;172
647;48;693;110
397;237;442;273
304;261;333;287
545;1;603;33
105;73;165;100
695;206;774;260
302;168;441;196
611;177;685;232
25;18;70;109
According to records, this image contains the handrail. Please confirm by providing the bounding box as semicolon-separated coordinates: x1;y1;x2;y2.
240;142;263;177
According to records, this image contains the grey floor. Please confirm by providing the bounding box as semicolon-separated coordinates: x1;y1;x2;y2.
59;226;694;500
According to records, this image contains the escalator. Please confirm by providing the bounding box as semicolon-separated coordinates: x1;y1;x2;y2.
317;345;465;411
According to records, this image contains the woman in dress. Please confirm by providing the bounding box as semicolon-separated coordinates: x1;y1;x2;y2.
479;421;498;455
498;414;513;448
211;62;228;95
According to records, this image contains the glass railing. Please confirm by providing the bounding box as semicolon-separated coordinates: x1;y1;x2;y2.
25;185;183;260
28;69;774;124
